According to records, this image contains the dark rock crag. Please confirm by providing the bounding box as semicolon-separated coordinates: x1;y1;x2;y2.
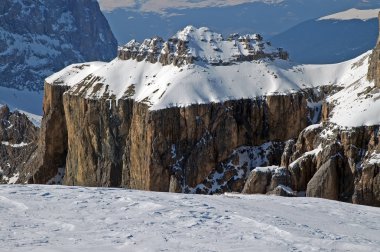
0;105;38;183
368;12;380;88
0;0;117;91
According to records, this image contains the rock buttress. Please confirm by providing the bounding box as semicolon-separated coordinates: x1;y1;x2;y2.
23;82;70;183
62;92;308;191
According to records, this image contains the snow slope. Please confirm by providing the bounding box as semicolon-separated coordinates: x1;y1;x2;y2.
319;8;380;21
326;53;380;127
0;185;378;252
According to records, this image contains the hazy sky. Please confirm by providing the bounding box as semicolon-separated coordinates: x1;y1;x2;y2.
98;0;283;12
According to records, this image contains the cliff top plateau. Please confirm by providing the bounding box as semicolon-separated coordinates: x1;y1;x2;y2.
46;26;379;127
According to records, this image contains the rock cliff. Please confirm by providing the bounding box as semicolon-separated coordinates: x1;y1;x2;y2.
23;25;380;207
368;12;380;88
0;105;38;184
0;0;117;91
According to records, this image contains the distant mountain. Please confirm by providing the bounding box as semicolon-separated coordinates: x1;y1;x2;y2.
270;8;380;64
0;0;117;92
100;0;380;45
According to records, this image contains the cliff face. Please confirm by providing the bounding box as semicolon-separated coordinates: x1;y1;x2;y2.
368;12;380;88
0;0;117;91
22;83;70;184
62;91;310;190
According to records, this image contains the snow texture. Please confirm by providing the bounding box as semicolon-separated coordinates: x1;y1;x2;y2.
319;8;380;21
0;185;378;252
326;52;380;127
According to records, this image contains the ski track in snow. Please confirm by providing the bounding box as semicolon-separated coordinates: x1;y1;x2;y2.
0;185;378;252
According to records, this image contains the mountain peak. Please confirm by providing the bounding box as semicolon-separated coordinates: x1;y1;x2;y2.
118;26;288;67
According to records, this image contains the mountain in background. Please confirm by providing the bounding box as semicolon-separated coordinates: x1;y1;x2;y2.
0;0;117;92
271;8;380;64
100;0;380;47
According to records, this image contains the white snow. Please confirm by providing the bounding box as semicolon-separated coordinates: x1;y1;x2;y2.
254;165;279;173
0;185;379;252
45;62;106;87
368;152;380;165
7;173;19;184
319;8;380;21
1;141;30;148
326;52;380;127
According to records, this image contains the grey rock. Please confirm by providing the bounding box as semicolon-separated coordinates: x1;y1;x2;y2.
0;0;117;91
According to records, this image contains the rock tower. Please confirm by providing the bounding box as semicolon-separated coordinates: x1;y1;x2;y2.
368;12;380;88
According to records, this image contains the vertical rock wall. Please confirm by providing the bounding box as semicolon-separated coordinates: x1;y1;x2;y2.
61;91;309;191
368;12;380;88
23;83;70;184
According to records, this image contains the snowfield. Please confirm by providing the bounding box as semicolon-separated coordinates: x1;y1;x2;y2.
0;185;379;252
319;8;380;21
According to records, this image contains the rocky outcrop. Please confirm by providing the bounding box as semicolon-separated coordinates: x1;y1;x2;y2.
21;83;70;184
368;12;380;88
242;166;292;195
118;26;288;67
0;0;117;91
0;105;38;183
28;79;327;192
283;122;380;206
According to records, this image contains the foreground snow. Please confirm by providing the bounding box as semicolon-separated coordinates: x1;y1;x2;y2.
0;185;379;252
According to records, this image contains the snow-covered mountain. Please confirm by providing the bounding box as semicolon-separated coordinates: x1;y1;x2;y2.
18;25;380;206
0;0;117;92
0;185;379;251
50;26;375;118
100;0;380;46
271;8;380;63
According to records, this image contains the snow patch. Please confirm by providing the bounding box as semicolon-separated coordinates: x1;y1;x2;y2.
319;8;380;21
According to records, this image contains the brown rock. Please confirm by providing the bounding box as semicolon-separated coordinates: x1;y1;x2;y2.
353;163;380;206
20;82;70;184
306;158;340;200
367;12;380;88
242;168;271;194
